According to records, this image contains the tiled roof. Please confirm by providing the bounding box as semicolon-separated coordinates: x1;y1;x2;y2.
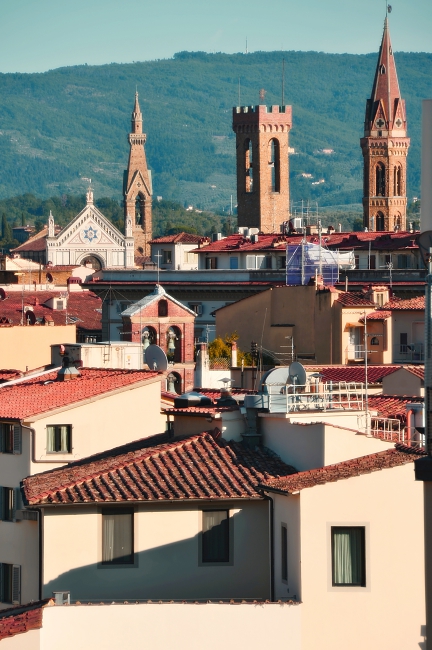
307;365;400;384
359;310;392;321
0;600;48;640
150;232;203;244
121;284;196;317
368;394;423;422
0;369;23;382
190;231;418;254
0;290;102;332
403;365;424;380
382;296;425;310
0;368;160;420
11;228;48;253
336;292;375;307
261;444;425;494
22;431;297;505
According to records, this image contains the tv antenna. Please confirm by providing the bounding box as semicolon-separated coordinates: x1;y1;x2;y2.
282;58;285;106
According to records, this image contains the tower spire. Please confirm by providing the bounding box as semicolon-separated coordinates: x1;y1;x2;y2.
360;17;410;233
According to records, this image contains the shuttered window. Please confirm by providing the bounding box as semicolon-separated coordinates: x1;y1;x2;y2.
0;423;21;455
46;425;71;453
0;487;15;521
0;564;20;604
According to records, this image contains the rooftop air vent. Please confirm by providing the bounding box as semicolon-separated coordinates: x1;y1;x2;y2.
174;392;213;409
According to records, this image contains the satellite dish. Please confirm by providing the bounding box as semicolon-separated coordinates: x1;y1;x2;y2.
261;367;290;386
288;361;307;387
0;288;6;301
144;344;168;372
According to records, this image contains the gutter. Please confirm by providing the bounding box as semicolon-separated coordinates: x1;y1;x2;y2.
24;496;264;508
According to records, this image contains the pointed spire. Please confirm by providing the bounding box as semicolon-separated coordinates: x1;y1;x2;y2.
364;17;406;136
48;210;55;238
131;91;143;134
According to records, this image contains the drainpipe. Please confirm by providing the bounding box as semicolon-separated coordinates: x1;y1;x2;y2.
406;408;413;446
21;424;66;465
263;493;275;602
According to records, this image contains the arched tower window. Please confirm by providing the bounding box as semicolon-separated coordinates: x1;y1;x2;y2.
375;163;386;196
166;326;181;363
393;165;402;196
158;300;168;317
244;139;253;193
269;139;280;193
135;194;145;226
376;212;385;231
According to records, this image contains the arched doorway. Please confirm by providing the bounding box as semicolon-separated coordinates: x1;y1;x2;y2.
80;255;103;270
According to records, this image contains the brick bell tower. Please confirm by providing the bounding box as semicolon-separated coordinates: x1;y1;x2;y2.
361;17;410;232
232;104;292;233
124;92;153;257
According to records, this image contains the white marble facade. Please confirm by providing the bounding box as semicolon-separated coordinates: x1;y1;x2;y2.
46;190;135;269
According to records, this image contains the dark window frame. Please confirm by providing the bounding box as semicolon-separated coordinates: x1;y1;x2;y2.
331;526;366;587
101;508;134;566
201;509;230;564
0;423;13;454
281;524;288;583
1;487;14;522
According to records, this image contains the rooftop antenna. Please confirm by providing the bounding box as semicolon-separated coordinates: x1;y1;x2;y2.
238;77;241;107
245;37;248;55
259;88;266;105
282;58;285;106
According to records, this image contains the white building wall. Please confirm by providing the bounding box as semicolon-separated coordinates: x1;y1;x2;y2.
0;602;302;650
41;500;270;602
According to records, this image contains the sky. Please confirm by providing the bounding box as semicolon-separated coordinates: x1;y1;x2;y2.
0;0;430;74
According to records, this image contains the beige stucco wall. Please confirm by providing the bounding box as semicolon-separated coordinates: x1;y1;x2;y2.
260;417;393;471
0;325;76;371
171;411;246;441
0;601;301;650
273;463;425;649
0;520;39;610
41;500;270;602
382;369;423;396
28;378;164;473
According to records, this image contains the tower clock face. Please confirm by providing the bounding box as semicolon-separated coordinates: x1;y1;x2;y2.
395;118;403;128
375;118;385;128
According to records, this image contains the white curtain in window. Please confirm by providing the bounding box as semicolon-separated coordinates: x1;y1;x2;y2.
102;515;115;563
47;426;55;453
333;528;362;585
60;426;69;452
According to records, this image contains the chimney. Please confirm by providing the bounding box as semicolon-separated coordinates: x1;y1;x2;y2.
231;341;238;367
56;355;80;381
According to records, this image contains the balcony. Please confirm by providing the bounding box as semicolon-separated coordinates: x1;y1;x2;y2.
345;344;365;362
393;343;424;363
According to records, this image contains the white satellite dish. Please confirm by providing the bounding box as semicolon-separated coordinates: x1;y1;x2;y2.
144;344;168;372
288;361;307;387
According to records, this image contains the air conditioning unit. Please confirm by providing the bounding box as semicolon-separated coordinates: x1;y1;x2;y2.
53;591;70;605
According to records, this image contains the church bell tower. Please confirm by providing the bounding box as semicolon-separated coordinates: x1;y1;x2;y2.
124;92;153;257
361;17;410;232
232;104;292;233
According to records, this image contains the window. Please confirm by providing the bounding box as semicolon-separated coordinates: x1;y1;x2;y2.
46;425;71;453
398;255;408;269
158;300;168;317
370;337;379;346
230;256;239;270
331;527;365;587
375;293;384;306
0;423;21;455
281;524;288;582
354;255;359;269
0;487;15;521
400;332;408;353
102;509;134;565
244;139;253;193
375;163;386;196
163;250;172;264
189;303;203;316
0;563;20;604
269;139;281;192
205;257;218;270
202;510;229;563
369;255;376;270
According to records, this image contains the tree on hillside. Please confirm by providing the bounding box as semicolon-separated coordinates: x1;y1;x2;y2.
1;213;12;242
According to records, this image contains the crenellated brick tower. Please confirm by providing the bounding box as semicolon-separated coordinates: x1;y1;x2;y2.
232;104;292;233
124;92;153;257
361;18;410;232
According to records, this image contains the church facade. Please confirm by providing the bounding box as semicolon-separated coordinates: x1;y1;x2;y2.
44;189;135;269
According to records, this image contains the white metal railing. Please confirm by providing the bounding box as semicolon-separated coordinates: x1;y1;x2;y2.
392;342;424;363
370;417;425;448
265;381;365;413
345;344;365;361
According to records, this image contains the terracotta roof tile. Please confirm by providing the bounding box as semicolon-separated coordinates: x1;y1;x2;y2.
261;444;425;494
0;290;102;332
0;601;47;640
368;394;423;423
0;368;160;420
150;232;203;244
383;296;425;310
22;431;297;505
0;369;23;382
359;310;392;321
307;365;400;384
336;292;375;307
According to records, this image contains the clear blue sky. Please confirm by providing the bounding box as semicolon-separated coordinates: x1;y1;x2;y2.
0;0;430;74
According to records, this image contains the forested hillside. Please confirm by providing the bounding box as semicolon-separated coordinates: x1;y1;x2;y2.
0;50;430;214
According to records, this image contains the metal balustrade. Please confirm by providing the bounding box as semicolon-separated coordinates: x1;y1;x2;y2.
264;381;365;413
